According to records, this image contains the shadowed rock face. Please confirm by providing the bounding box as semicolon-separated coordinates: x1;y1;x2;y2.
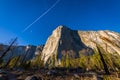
42;25;120;65
57;26;93;58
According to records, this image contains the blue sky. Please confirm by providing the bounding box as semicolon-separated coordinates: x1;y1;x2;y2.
0;0;120;45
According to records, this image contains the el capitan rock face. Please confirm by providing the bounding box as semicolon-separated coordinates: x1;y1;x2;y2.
42;26;120;65
42;26;93;65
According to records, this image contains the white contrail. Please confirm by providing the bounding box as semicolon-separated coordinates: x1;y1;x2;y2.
22;0;60;32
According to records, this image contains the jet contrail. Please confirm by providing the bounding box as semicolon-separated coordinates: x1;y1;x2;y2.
22;0;60;32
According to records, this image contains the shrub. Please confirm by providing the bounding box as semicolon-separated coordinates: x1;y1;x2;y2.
31;54;44;68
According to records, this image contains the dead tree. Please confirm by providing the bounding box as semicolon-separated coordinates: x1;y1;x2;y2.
96;45;110;74
0;37;17;59
0;38;17;68
3;44;17;68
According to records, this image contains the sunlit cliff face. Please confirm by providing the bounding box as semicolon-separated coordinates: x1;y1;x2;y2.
41;26;120;65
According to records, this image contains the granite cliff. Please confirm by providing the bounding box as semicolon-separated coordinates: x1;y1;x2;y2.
42;26;120;65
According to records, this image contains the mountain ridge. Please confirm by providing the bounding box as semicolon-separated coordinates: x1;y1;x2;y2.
0;44;44;61
41;25;120;65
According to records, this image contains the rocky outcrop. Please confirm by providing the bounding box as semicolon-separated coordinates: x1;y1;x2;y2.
42;25;120;65
35;45;44;56
78;30;120;54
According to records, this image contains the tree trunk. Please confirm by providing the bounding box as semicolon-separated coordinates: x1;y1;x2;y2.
97;45;110;74
0;37;17;59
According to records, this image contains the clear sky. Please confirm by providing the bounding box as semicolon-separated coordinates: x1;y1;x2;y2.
0;0;120;46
